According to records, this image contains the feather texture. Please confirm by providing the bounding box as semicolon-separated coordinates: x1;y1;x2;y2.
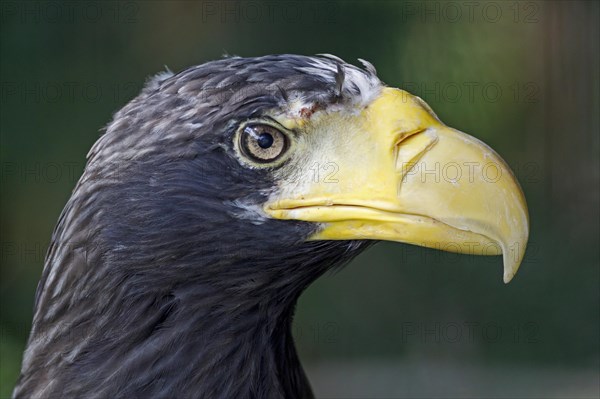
14;55;380;399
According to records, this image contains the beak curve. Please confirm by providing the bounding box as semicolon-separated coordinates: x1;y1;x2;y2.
265;88;529;283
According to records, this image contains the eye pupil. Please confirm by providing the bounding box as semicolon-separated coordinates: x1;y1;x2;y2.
257;133;274;149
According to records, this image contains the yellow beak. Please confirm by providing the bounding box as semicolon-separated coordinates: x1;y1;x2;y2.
265;88;529;283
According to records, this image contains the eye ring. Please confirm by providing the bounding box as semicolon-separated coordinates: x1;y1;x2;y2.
236;123;291;166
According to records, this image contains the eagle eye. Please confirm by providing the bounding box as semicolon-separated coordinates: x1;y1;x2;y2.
238;124;290;164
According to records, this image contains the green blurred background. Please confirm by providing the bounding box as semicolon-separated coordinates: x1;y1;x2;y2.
1;1;598;397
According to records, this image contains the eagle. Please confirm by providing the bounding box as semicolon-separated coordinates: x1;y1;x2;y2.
13;54;528;399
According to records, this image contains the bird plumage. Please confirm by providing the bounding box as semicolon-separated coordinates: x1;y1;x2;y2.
14;55;378;399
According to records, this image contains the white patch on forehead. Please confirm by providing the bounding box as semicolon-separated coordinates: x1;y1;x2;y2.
297;57;383;107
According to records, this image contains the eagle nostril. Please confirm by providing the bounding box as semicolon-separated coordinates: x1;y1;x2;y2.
394;129;438;175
